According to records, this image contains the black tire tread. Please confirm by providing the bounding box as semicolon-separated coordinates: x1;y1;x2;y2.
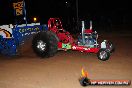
32;31;58;58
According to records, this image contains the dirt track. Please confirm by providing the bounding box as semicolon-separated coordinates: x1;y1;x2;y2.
0;32;132;88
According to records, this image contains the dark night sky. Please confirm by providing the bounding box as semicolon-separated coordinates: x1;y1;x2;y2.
0;0;131;30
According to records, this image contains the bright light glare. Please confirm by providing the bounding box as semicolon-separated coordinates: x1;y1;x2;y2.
33;17;37;22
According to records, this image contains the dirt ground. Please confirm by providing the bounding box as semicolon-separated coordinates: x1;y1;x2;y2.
0;31;132;88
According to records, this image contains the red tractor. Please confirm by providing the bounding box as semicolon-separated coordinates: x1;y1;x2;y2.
32;18;114;61
49;18;115;61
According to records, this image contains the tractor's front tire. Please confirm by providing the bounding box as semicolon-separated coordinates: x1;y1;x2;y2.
97;49;110;61
32;31;58;58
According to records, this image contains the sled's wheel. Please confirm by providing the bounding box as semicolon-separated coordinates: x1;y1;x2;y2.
106;41;115;53
32;31;58;58
79;77;91;86
97;49;110;61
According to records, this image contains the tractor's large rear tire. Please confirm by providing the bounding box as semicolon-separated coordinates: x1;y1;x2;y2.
32;31;58;58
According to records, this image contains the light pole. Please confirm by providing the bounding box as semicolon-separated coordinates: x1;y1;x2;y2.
23;0;27;26
76;0;79;31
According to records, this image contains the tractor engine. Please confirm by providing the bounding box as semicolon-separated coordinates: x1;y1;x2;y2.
78;25;98;48
84;34;95;47
78;32;97;47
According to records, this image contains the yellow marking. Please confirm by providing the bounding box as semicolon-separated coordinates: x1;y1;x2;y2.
19;27;40;33
13;1;23;16
0;28;12;38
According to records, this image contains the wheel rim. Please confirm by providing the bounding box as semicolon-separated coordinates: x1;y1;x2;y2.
37;40;46;51
99;50;108;60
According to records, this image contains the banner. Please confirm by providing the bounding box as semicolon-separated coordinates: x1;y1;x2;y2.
13;1;23;16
